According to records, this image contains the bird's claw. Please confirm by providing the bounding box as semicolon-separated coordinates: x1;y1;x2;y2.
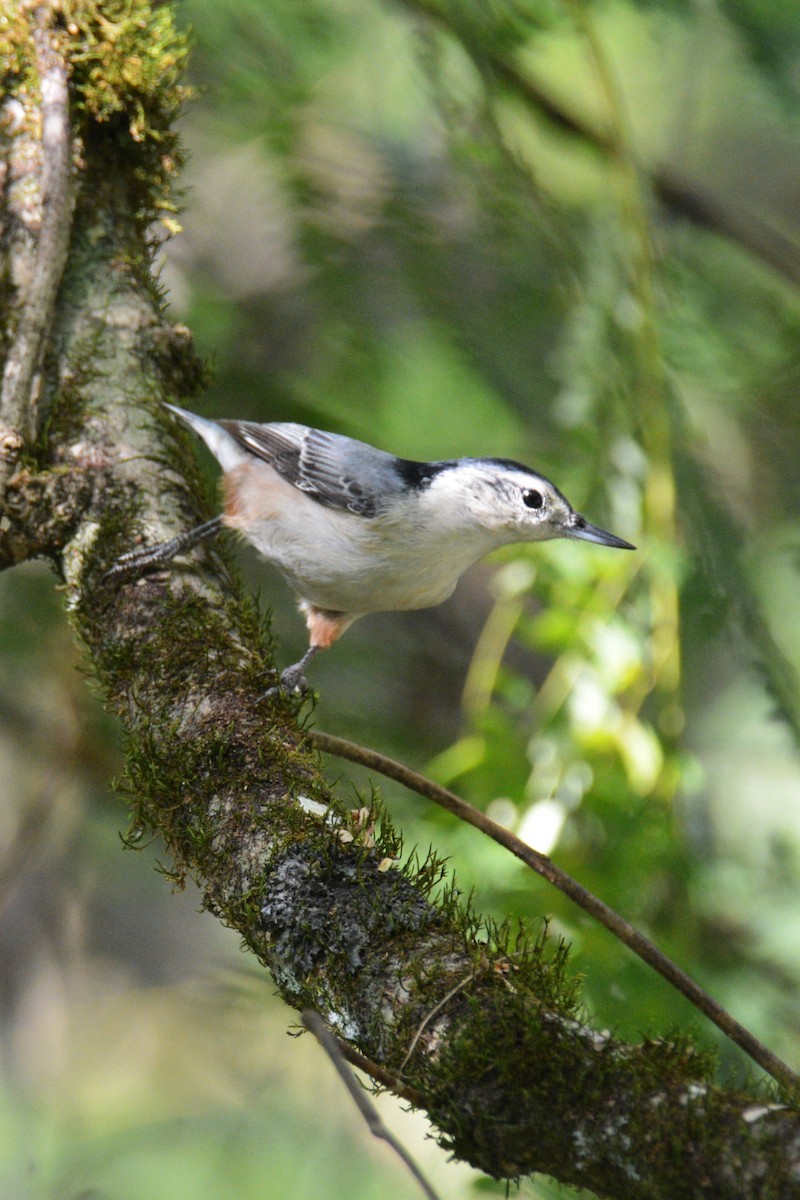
260;666;313;702
102;545;167;583
102;518;223;585
259;647;321;701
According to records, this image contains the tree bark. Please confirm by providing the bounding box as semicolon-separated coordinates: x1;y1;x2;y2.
2;4;800;1197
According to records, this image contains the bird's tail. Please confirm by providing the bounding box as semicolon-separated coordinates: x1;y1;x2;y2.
164;403;250;473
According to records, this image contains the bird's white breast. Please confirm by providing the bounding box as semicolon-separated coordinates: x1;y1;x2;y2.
222;461;497;614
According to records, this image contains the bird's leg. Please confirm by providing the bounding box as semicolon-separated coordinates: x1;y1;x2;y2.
261;604;356;699
103;516;224;582
261;644;321;699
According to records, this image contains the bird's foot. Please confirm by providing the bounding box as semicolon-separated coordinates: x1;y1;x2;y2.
103;517;223;583
261;667;311;700
103;541;175;582
259;646;320;701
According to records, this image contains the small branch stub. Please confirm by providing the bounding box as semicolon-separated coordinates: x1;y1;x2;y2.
0;427;25;464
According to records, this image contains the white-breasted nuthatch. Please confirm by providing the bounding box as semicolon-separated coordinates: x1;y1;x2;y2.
109;404;635;694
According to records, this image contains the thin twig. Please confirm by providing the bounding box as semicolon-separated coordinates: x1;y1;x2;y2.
1;5;74;439
337;1041;424;1106
308;729;800;1093
302;1009;442;1200
0;772;61;917
399;972;475;1071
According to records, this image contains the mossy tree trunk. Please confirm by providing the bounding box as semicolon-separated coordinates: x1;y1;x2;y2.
2;3;800;1196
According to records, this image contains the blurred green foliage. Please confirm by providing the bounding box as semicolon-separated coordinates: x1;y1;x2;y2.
3;0;800;1198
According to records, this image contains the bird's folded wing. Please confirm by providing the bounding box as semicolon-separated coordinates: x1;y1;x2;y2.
218;420;387;517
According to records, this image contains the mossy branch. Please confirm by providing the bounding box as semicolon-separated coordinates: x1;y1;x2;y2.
0;2;74;497
2;4;800;1197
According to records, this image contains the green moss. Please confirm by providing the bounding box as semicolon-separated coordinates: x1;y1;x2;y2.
66;0;190;225
415;974;725;1182
63;0;189;130
0;3;36;84
0;0;190;229
91;559;338;919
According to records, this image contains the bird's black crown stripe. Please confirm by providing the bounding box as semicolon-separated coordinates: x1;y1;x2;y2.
394;456;545;491
392;458;450;490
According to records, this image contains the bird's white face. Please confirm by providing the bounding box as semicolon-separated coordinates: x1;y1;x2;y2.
483;465;577;542
423;461;633;551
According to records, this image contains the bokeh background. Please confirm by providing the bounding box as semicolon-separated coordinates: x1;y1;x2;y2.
3;1;800;1197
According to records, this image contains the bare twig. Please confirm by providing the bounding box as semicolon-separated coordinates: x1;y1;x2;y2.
1;4;74;439
0;771;61;917
337;1042;424;1106
302;1009;442;1200
308;729;800;1093
399;972;475;1072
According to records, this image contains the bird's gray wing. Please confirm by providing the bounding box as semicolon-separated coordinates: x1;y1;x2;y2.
217;419;402;517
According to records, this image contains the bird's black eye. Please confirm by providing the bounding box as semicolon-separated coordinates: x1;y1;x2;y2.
522;488;544;510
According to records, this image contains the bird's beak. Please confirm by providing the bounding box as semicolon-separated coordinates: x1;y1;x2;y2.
568;513;636;550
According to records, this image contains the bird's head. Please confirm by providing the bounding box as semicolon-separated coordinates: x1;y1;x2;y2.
426;458;635;551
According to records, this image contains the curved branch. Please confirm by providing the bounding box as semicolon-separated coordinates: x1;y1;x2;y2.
308;729;800;1093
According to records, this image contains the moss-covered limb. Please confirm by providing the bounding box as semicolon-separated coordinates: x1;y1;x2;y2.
0;0;187;461
431;1015;800;1194
4;4;800;1197
0;4;75;459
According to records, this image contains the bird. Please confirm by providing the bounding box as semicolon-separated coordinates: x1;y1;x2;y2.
107;403;635;695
